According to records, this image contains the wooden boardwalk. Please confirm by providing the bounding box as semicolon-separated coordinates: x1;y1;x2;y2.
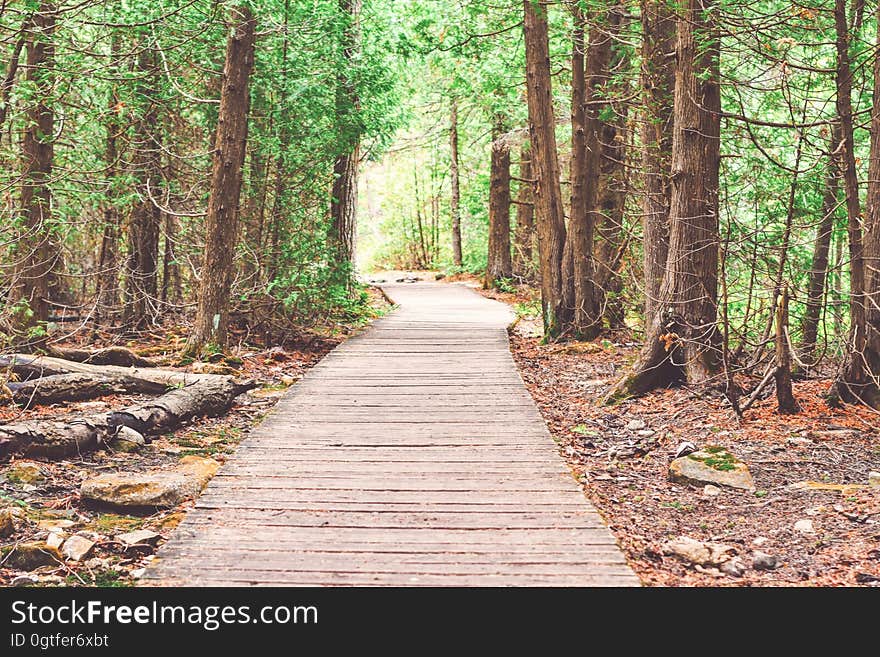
144;282;638;586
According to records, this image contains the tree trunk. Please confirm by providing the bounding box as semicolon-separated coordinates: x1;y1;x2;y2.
0;15;31;133
513;141;536;280
830;0;871;405
185;6;256;357
123;43;162;330
800;123;841;363
640;0;675;328
775;286;800;413
524;0;568;337
12;4;55;336
449;97;463;267
606;0;720;400
844;1;880;406
486;117;512;287
568;5;602;338
593;6;630;329
330;0;362;278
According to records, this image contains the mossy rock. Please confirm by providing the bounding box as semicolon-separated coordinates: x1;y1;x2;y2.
669;446;755;491
1;542;63;570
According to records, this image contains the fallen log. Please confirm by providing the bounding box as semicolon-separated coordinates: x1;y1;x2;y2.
0;377;257;460
45;345;156;368
7;373;168;408
0;354;217;387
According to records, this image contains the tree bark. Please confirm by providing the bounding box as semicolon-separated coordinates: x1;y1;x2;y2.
11;5;55;335
0;15;31;132
830;0;871;404
568;5;602;338
606;0;721;400
185;6;256;357
449;97;463;267
512;141;536;280
800;123;841;363
330;0;362;278
486;117;513;287
775;286;800;413
524;0;569;337
7;372;167;408
640;0;675;328
123;42;162;330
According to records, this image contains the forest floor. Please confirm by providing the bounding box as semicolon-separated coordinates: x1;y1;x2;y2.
473;277;880;587
0;291;391;587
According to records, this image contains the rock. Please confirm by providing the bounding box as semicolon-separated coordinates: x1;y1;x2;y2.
752;551;779;570
117;529;161;547
720;558;746;577
869;472;880;488
5;462;44;485
80;456;219;509
702;484;722;497
37;518;75;532
674;441;697;458
0;508;17;538
787;481;867;494
752;536;768;546
662;536;736;567
794;519;815;534
807;428;860;441
626;419;646;431
131;568;146;579
636;429;656;438
1;542;63;570
46;532;65;549
110;427;146;453
11;575;37;587
669;446;755;491
786;436;813;447
61;534;95;562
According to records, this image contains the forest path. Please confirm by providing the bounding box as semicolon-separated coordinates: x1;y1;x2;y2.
143;282;638;586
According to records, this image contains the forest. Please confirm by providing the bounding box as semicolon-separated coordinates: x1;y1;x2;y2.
0;0;878;588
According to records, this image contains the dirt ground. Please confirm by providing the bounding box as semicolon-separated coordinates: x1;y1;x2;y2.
475;280;880;587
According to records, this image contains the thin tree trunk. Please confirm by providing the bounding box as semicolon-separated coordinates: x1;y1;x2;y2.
449;97;463;267
775;286;800;413
513;141;536;280
185;6;256;356
568;5;602;337
123;42;162;330
606;0;720;400
330;0;361;278
0;14;30;132
800;123;841;362
830;0;870;404
524;0;568;337
12;4;55;335
640;0;675;328
486;116;513;287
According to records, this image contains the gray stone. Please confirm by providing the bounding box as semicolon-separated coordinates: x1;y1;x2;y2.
626;419;646;431
61;534;95;562
869;472;880;488
794;519;815;534
117;529;161;547
669;447;755;491
109;427;146;453
11;575;37;587
636;429;656;438
46;532;65;549
752;551;779;570
702;484;722;497
720;558;746;577
662;536;736;567
80;456;219;509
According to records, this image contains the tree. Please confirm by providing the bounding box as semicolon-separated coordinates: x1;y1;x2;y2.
12;3;55;336
330;0;362;280
449;97;463;267
512;141;535;280
524;0;568;337
486;116;512;287
607;0;721;398
185;5;256;356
